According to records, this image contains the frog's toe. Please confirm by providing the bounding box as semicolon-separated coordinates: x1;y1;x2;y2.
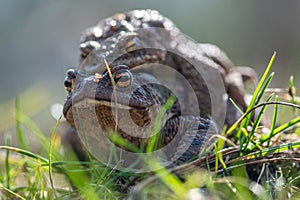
236;66;258;83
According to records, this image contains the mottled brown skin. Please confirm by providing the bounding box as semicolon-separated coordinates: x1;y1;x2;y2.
63;9;256;164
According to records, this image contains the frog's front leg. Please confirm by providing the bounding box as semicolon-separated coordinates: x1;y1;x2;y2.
162;116;218;166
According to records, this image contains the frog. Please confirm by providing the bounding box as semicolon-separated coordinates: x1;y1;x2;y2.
62;9;256;168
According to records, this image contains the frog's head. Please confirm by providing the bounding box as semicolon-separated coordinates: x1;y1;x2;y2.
63;64;177;150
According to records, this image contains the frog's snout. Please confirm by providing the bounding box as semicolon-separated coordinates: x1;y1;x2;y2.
64;69;77;93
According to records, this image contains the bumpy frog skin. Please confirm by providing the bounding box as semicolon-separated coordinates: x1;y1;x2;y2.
63;9;256;168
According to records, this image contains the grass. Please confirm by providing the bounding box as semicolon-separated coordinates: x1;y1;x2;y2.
1;52;300;199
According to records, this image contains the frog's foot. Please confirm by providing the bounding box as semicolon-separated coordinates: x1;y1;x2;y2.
163;116;218;166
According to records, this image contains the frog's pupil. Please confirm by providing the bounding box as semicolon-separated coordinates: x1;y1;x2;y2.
115;73;129;82
118;74;129;82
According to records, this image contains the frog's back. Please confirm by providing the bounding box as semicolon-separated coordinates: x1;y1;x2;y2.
76;9;242;126
79;9;232;74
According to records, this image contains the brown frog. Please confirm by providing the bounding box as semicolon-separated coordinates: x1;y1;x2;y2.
63;9;256;167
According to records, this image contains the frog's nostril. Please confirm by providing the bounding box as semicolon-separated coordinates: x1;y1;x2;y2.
64;79;72;88
64;69;77;92
64;78;73;93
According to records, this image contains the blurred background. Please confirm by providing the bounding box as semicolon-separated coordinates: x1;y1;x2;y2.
0;0;300;146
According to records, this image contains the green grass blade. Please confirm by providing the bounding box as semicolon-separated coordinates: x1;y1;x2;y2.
65;169;99;199
260;116;300;144
215;127;227;175
37;159;45;199
243;93;274;154
248;52;276;113
231;164;252;200
227;100;300;137
0;146;48;163
0;184;26;200
289;75;295;105
241;127;263;151
15;96;28;149
48;115;62;198
254;72;275;105
16;111;49;150
5;134;11;190
236;52;276;147
148;158;187;198
244;141;300;159
268;95;279;146
107;132;141;153
229;98;244;115
147;94;176;153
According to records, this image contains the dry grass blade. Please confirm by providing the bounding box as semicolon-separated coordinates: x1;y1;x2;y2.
104;59;118;133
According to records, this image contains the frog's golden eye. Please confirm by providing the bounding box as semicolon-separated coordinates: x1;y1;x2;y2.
113;69;132;88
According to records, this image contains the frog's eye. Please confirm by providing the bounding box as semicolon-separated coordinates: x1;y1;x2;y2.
113;69;132;88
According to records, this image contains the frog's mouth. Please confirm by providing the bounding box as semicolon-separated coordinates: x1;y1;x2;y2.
67;95;158;127
80;98;134;110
